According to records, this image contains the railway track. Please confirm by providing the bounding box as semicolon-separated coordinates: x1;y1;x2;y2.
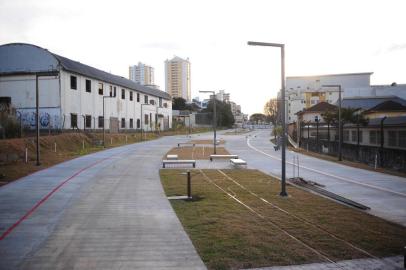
197;169;403;268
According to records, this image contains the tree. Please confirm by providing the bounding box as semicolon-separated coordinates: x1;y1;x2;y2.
172;97;189;110
321;109;337;143
322;107;368;158
249;113;268;124
203;99;235;128
264;98;278;125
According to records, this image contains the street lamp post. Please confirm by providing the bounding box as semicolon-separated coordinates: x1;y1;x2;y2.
247;41;287;197
103;96;114;148
199;90;217;154
322;84;342;161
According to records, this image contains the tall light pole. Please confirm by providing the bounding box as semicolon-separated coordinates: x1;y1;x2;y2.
247;41;287;197
103;96;114;148
199;90;217;154
322;84;342;161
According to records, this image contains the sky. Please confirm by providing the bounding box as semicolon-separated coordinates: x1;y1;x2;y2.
1;0;406;115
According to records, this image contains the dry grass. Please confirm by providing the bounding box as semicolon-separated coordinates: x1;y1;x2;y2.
0;128;211;185
165;146;230;160
189;139;225;145
160;169;406;270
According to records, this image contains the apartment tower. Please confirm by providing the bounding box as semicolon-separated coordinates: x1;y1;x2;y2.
165;56;191;101
129;62;154;85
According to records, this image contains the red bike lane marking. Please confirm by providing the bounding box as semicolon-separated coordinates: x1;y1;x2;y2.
0;155;114;241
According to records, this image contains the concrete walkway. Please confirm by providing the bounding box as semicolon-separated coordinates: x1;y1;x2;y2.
218;129;406;226
0;135;206;270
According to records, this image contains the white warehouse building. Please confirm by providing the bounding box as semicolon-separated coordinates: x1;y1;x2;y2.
0;43;172;131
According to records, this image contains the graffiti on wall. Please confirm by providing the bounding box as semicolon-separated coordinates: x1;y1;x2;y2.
18;108;62;129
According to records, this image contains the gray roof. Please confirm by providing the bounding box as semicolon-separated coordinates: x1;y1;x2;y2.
339;96;406;110
0;43;171;100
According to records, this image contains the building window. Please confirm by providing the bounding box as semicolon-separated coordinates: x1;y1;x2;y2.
343;130;350;142
130;118;133;128
85;115;92;128
121;118;126;128
388;131;397;147
98;83;103;95
70;76;77;90
144;114;149;125
159;97;162;107
150;100;155;105
71;113;78;128
121;89;125;99
351;130;357;142
358;131;363;143
130;91;133;101
137;93;140;102
369;130;381;145
109;85;113;97
113;86;117;97
163;103;168;108
144;95;148;104
86;79;91;92
137;119;140;128
98;116;104;128
399;131;406;147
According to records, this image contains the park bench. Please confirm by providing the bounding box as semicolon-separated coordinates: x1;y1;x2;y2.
177;143;195;147
230;158;247;167
162;159;196;168
209;154;239;161
166;154;178;160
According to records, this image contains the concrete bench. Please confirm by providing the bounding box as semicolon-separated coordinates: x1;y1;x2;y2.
166;154;178;160
177;143;195;147
162;160;196;168
210;154;239;161
230;158;247;167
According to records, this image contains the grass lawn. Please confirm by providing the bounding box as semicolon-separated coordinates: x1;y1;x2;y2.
160;169;406;270
165;147;230;160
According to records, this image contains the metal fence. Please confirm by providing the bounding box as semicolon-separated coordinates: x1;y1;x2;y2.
300;138;406;172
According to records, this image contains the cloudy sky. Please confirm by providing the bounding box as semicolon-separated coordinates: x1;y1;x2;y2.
1;0;405;115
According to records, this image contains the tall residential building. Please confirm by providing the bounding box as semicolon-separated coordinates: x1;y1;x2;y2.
129;62;154;85
165;56;191;101
216;90;230;103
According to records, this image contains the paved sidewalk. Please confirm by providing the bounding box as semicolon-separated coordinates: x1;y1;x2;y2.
0;135;206;270
246;256;404;270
